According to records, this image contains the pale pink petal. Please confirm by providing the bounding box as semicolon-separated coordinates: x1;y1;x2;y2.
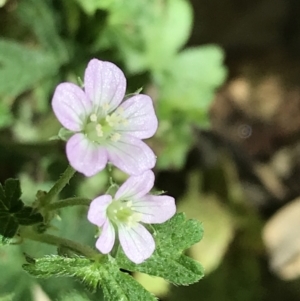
115;171;154;200
106;135;156;176
84;59;126;113
118;223;155;264
95;220;115;254
117;94;158;139
87;195;112;227
66;133;108;177
132;195;176;224
52;82;92;131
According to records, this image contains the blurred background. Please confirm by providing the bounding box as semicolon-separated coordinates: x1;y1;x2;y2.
1;0;300;300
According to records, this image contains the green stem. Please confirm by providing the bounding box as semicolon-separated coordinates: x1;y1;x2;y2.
40;165;76;206
45;197;91;211
20;227;99;258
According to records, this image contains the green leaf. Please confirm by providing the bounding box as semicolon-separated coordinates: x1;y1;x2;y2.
23;255;157;301
15;206;43;225
0;178;42;238
158;45;227;124
16;0;68;63
0;39;59;97
116;213;204;285
97;0;192;74
57;292;91;301
145;0;193;72
3;179;22;211
0;293;14;301
0;213;19;238
156;119;193;170
0;179;21;211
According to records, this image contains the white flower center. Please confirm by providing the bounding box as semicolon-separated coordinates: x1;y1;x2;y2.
84;108;127;144
107;199;142;227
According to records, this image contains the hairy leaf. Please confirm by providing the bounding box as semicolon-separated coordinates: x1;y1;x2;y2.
23;256;157;301
116;213;204;285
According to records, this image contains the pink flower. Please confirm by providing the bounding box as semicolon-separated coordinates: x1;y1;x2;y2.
52;59;158;177
87;170;176;264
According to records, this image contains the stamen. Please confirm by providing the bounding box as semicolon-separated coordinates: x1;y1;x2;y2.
110;133;121;142
90;113;97;122
102;103;110;112
95;124;103;137
106;113;118;127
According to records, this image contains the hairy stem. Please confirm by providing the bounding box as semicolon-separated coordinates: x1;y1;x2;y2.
20;227;99;258
40;165;76;206
45;197;91;211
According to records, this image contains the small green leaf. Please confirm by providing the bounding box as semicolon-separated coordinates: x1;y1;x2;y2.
23;255;157;301
116;213;204;285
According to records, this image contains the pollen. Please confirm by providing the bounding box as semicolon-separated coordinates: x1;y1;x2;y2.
90;113;97;122
110;133;121;142
95;124;103;137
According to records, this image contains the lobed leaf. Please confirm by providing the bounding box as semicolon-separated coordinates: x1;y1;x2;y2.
23;255;157;301
0;179;43;238
158;45;227;125
116;213;204;285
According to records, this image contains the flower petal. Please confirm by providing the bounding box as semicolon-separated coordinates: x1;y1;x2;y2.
118;223;155;264
52;82;92;131
84;59;126;113
115;170;154;200
96;220;115;254
106;135;156;176
133;195;176;224
117;94;158;139
87;195;112;227
66;133;108;177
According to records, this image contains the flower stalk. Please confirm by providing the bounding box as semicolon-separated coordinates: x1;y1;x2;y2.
19;227;99;258
40;165;76;207
45;197;91;211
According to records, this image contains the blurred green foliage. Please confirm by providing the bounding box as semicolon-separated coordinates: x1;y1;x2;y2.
0;0;227;300
0;0;226;168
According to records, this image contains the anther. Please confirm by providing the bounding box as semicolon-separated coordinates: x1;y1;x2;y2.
110;133;121;142
90;113;97;122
